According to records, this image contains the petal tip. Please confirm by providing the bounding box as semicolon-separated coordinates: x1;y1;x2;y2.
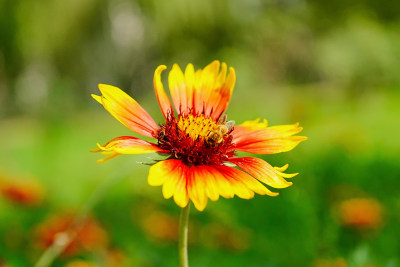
97;83;107;90
90;143;103;153
91;94;102;104
194;205;206;212
155;65;167;73
171;63;181;70
174;197;189;208
98;83;120;94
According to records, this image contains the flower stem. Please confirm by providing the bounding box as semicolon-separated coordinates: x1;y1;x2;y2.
178;202;190;267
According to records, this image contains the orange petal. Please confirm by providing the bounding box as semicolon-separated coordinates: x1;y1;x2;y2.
198;61;220;116
192;61;236;119
167;61;235;119
209;67;236;120
93;84;159;138
91;136;164;163
184;64;195;115
193;69;204;114
168;64;187;115
229;157;294;189
231;119;307;154
154;65;174;119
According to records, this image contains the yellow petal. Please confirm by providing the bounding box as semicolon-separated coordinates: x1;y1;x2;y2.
148;159;180;186
162;174;179;199
229;166;279;196
187;166;208;211
173;174;189;208
213;166;253;199
200;167;220;201
154;65;174;119
95;84;159;138
92;136;163;163
211;169;235;199
230;157;294;189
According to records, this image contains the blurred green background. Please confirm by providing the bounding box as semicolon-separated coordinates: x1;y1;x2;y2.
1;0;400;266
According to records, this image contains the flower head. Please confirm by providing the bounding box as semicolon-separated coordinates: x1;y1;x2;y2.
0;174;44;206
35;213;108;256
338;198;382;229
92;61;306;211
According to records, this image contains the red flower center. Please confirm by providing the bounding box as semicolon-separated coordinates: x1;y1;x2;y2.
157;114;236;166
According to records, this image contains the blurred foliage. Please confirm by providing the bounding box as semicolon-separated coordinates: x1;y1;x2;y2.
1;0;400;266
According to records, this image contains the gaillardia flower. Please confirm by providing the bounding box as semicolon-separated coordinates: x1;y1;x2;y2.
92;61;306;211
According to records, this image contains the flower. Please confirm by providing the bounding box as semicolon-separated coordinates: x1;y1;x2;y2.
138;208;179;242
92;60;306;211
0;174;44;206
0;257;10;267
338;198;382;229
312;257;348;267
35;213;108;256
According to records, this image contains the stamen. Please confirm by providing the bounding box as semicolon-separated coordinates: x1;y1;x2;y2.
178;114;219;140
158;114;236;165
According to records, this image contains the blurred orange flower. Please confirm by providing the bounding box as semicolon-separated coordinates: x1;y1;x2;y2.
0;258;10;267
0;174;44;206
35;213;108;256
105;249;130;267
135;204;179;242
140;210;179;242
312;257;348;267
338;198;382;229
63;249;129;267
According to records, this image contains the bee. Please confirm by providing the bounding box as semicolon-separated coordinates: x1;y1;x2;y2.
225;120;235;133
157;129;169;144
158;129;165;139
206;120;235;146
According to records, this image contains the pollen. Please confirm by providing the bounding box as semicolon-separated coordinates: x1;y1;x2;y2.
157;115;236;166
177;114;219;140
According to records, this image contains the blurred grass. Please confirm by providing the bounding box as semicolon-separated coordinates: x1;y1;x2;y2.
1;0;400;266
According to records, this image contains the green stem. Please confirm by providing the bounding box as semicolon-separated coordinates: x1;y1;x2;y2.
178;202;190;267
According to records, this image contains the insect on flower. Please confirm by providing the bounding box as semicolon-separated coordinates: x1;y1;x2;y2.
91;60;307;211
